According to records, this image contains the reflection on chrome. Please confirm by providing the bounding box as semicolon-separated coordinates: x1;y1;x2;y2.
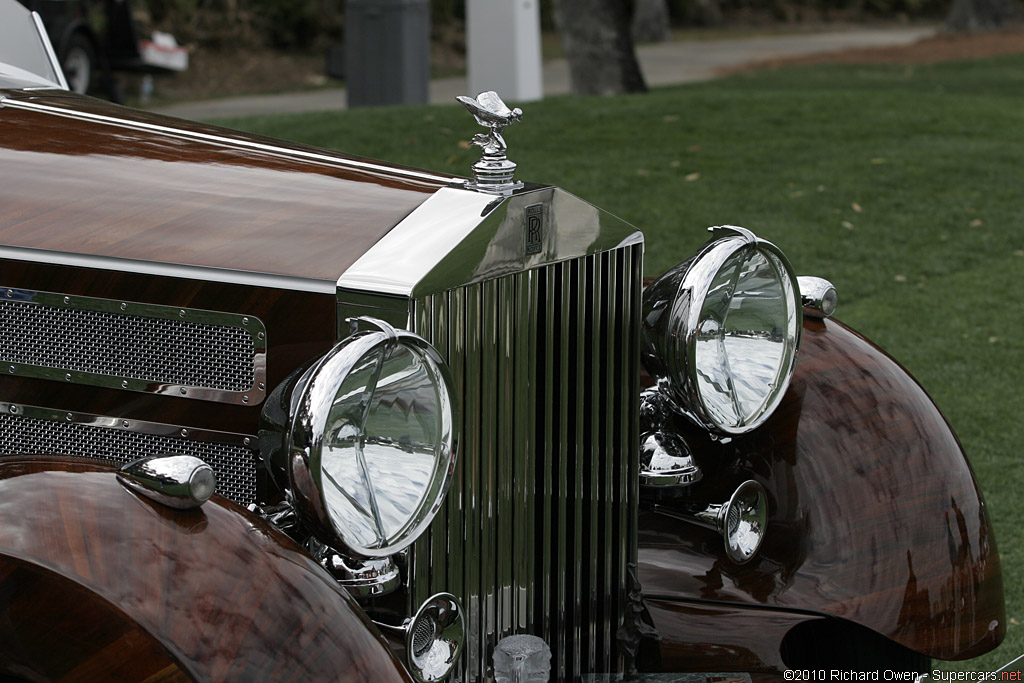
695;248;792;429
320;338;452;551
641;226;801;435
651;479;767;564
280;317;457;560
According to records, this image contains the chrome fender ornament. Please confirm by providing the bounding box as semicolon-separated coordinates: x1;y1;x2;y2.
457;90;524;195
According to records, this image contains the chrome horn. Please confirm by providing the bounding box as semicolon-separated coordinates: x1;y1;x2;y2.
653;480;768;564
373;593;465;683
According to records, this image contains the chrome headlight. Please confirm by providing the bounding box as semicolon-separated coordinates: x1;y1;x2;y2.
642;226;802;434
286;318;458;558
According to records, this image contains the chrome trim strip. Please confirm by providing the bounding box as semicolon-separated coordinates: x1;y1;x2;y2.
0;245;336;294
31;12;69;91
1;286;267;406
0;402;257;448
0;99;460;186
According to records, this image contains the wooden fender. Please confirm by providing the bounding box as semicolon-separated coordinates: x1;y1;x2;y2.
0;456;412;682
639;318;1004;663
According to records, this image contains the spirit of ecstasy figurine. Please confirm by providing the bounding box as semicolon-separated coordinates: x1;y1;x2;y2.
457;91;524;194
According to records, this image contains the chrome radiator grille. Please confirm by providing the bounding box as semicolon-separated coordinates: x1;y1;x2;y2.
409;244;642;681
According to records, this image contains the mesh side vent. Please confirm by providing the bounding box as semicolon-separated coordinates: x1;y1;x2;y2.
0;413;256;504
0;299;256;393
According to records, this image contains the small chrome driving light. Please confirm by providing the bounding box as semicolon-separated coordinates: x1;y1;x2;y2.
118;454;216;509
407;593;465;682
282;317;458;559
642;226;802;434
797;275;838;319
652;480;768;564
375;593;465;682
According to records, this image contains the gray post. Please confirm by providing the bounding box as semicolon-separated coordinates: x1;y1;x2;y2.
467;0;543;102
345;0;430;107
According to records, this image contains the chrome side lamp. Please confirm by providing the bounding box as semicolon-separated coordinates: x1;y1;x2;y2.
118;454;216;509
652;480;768;564
797;276;838;319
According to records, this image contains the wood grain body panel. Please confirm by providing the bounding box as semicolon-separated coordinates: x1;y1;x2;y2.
0;96;445;282
0;456;413;682
638;318;1004;661
0;555;192;683
0;259;336;433
643;599;812;673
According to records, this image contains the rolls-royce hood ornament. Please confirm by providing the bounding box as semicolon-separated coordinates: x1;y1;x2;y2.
457;90;523;195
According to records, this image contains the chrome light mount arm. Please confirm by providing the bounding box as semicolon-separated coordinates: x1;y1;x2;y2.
306;536;401;598
638;387;702;493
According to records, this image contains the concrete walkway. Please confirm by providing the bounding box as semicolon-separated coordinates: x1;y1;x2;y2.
150;26;935;121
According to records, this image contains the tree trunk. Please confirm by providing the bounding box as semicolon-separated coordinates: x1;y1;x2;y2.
632;0;672;43
553;0;648;96
945;0;1007;30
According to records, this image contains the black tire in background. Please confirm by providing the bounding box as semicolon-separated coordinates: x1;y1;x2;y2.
62;32;95;94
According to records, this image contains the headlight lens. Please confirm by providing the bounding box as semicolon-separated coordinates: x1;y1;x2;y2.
288;319;457;558
643;226;801;434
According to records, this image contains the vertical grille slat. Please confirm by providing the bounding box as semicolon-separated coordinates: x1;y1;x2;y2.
587;254;602;673
512;269;537;635
464;285;483;682
497;276;515;640
480;278;498;676
555;260;571;681
571;257;586;679
411;244;641;682
601;250;617;674
447;286;467;649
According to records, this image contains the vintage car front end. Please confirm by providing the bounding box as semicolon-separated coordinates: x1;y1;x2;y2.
0;5;1005;681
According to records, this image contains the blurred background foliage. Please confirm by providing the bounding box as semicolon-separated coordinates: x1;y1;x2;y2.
136;0;950;52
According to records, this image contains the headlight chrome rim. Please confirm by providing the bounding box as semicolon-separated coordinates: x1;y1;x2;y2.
287;318;458;559
644;226;802;434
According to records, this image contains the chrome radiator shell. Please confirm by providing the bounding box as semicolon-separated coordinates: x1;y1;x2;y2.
337;186;644;681
408;243;642;681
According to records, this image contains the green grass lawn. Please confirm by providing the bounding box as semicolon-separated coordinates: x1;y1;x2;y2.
213;54;1024;672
